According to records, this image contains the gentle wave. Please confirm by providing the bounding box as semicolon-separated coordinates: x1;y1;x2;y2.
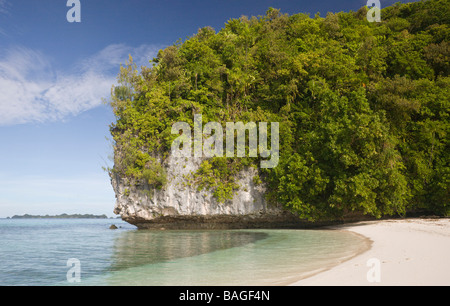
0;219;369;286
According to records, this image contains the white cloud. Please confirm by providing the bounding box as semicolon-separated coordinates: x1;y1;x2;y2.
0;44;163;126
80;44;160;73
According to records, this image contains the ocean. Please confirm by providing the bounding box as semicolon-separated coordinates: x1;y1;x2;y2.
0;218;369;286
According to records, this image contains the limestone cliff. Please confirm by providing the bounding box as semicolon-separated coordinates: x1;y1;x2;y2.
111;155;301;229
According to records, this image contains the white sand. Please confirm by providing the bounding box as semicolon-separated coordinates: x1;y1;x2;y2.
291;218;450;286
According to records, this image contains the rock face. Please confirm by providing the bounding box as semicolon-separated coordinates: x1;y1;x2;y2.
112;155;302;229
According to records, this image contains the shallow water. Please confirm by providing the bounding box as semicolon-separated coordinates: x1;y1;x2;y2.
0;219;369;286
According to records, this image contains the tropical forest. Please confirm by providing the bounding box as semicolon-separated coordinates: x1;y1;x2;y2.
108;0;449;221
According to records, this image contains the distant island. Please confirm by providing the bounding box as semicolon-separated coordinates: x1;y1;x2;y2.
9;214;110;219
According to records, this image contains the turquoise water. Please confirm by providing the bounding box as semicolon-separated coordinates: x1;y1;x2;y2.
0;219;369;286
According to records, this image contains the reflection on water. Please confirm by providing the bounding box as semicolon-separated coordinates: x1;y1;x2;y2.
0;219;369;286
109;230;268;271
84;228;370;286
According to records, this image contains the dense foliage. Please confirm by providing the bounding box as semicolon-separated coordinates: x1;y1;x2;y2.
109;0;449;221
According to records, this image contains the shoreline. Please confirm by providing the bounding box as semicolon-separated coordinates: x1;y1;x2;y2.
290;218;450;286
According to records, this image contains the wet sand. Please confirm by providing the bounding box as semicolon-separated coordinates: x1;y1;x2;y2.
291;218;450;286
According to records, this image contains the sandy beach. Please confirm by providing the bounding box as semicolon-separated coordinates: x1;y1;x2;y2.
291;218;450;286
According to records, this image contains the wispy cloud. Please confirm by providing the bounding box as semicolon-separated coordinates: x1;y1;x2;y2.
0;0;11;35
0;0;9;14
0;44;163;126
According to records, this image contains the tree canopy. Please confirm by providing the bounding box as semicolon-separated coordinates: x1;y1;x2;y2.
109;0;449;221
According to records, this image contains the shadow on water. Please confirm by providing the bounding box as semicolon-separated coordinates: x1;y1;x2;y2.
108;230;269;271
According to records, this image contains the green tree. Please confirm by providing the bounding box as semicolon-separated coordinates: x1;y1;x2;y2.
108;0;450;220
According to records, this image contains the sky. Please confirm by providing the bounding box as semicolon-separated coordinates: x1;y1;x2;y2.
0;0;419;218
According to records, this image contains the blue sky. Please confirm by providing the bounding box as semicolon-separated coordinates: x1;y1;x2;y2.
0;0;418;218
